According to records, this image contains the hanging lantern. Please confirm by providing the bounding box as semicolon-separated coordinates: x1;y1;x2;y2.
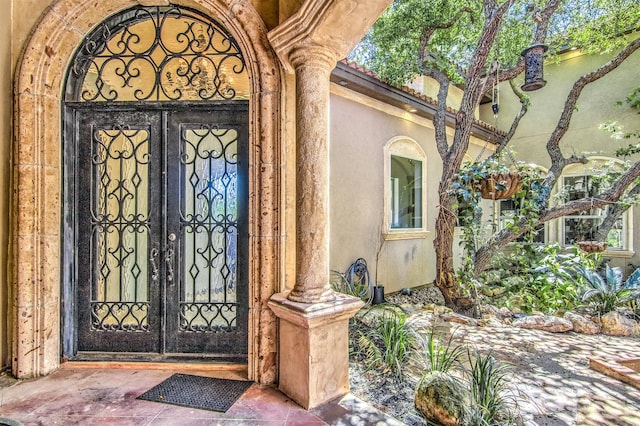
520;44;548;91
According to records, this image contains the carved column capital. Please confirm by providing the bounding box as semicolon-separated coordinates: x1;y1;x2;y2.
287;44;338;73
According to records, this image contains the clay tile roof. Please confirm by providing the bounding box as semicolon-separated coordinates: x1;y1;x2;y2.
336;59;504;137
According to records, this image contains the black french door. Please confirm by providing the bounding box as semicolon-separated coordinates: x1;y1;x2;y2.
70;104;248;360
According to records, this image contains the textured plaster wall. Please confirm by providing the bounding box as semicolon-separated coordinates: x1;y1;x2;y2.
481;42;640;271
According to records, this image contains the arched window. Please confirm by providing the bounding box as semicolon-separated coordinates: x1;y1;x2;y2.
560;157;633;252
383;137;428;238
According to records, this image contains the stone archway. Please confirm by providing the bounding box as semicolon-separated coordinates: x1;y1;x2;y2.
12;0;281;382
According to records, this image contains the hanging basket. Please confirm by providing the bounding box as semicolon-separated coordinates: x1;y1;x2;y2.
577;241;608;253
478;172;523;200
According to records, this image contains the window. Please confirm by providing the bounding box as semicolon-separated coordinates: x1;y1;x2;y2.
562;175;625;249
498;199;545;243
390;155;422;228
560;158;631;252
384;137;427;238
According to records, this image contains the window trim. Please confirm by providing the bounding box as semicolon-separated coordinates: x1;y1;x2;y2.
494;163;548;244
383;136;428;240
558;157;634;255
496;199;548;243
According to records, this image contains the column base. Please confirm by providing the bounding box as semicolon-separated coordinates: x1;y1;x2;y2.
268;291;363;409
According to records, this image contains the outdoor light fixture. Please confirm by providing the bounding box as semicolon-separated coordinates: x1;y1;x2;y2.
520;44;548;91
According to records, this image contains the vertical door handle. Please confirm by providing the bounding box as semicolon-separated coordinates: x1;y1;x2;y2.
166;234;175;283
150;246;160;282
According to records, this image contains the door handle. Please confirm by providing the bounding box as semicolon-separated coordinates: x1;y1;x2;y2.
150;246;160;282
165;244;175;283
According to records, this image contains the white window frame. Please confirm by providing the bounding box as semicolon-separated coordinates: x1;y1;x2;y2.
383;136;428;240
559;157;634;255
495;164;548;243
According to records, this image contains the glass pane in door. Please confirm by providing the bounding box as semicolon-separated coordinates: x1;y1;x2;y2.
180;126;239;331
91;128;150;331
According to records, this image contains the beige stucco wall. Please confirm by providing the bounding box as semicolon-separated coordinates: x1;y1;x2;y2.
329;84;490;294
480;40;640;272
408;76;479;119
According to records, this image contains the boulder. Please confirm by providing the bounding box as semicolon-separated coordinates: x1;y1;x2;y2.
434;305;453;315
512;315;573;333
601;311;638;336
415;371;465;426
564;312;601;334
478;315;505;328
441;312;478;326
498;307;513;319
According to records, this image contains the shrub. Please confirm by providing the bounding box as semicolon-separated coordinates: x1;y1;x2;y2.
577;264;640;315
414;328;463;374
477;243;589;314
464;350;519;425
353;308;415;378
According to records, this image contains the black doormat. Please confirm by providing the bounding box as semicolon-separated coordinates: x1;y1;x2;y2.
137;374;253;412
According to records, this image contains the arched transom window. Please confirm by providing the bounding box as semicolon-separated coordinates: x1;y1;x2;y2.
67;5;250;102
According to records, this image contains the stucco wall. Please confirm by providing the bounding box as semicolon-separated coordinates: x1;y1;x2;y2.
480;40;640;273
329;85;490;294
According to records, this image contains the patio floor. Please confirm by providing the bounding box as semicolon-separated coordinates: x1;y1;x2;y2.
0;366;403;426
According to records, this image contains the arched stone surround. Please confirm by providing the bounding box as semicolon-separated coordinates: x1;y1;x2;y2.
12;0;282;381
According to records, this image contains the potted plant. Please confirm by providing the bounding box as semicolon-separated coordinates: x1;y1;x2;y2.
577;241;608;253
453;150;537;201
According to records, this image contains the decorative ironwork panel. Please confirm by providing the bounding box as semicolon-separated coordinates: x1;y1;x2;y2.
71;6;248;102
180;126;239;332
91;127;151;331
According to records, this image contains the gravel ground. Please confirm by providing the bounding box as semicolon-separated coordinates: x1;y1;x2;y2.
349;286;640;425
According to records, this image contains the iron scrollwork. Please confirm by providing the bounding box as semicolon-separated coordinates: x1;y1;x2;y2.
71;5;248;102
179;124;239;332
90;125;151;332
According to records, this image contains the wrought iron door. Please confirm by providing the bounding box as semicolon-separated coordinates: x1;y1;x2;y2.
73;105;248;359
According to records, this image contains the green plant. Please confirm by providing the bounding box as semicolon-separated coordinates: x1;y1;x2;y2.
330;269;369;300
354;308;415;378
577;264;640;315
464;350;519;426
452;150;545;269
415;328;464;374
628;298;640;321
476;243;589;314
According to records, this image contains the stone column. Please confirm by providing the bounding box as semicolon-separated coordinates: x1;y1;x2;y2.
268;44;363;409
287;46;336;304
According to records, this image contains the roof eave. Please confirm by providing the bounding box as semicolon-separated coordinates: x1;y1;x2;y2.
330;61;501;143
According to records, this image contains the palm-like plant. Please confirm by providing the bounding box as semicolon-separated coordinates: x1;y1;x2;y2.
577;264;640;314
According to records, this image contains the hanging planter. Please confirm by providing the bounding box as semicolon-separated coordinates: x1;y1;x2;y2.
479;172;523;200
577;241;608;253
521;44;548;92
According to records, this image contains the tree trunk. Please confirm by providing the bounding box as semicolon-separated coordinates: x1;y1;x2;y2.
433;189;476;312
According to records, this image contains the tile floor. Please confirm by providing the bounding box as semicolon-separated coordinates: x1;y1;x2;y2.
0;367;403;426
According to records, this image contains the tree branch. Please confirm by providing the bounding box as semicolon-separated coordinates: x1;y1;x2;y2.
594;183;640;241
430;69;452;158
495;79;530;153
474;154;640;274
482;0;562;97
419;7;475;80
547;37;640;170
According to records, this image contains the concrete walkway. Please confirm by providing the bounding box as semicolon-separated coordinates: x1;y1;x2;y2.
0;367;402;426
